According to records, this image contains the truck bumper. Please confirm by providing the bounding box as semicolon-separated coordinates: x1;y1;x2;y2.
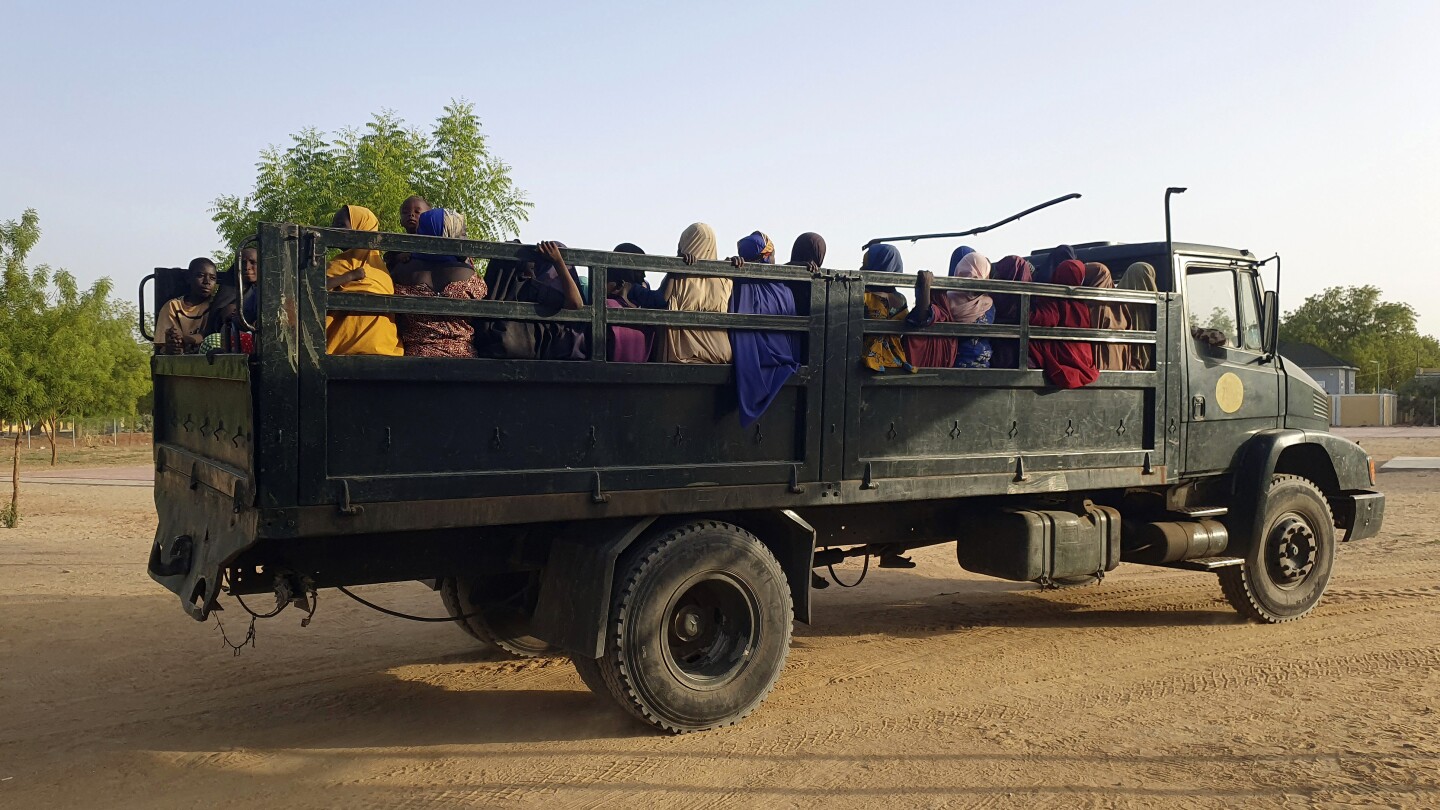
1330;490;1385;542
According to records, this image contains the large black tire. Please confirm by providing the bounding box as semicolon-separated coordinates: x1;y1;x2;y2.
1219;475;1336;623
439;573;556;658
439;578;486;643
592;521;793;734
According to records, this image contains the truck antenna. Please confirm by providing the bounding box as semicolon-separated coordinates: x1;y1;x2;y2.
862;192;1082;250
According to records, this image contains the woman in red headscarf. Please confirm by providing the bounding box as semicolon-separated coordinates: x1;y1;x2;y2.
1028;259;1099;388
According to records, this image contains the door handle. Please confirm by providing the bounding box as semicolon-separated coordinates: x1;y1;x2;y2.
1191;395;1207;420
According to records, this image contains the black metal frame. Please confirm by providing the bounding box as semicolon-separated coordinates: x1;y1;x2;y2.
154;223;1173;542
839;269;1168;483
250;225;830;510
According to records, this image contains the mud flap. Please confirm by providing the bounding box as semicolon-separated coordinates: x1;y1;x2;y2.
529;517;657;658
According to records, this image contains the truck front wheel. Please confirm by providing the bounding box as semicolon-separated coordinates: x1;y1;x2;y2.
1219;475;1336;623
590;520;793;733
439;573;555;658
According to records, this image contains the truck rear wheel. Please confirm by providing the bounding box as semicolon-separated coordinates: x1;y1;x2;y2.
1219;475;1336;623
439;573;556;658
592;520;793;734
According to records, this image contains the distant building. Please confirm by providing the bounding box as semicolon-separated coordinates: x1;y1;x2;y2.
1330;394;1397;427
1279;341;1357;395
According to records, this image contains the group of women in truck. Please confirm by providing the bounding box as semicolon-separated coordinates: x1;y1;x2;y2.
857;242;1158;387
156;199;1160;401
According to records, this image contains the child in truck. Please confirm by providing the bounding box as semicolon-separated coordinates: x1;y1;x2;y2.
603;252;656;363
155;258;218;355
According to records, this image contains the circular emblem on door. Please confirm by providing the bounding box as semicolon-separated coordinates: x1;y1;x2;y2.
1216;372;1244;414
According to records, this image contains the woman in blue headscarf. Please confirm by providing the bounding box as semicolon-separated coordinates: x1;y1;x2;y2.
729;231;801;426
860;244;914;372
391;208;488;357
859;243;941;375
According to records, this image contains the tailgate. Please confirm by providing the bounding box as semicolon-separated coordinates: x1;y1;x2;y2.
147;354;259;619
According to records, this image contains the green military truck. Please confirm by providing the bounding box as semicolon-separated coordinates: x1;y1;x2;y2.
144;210;1384;733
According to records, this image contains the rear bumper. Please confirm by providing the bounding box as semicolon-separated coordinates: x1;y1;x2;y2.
1330;490;1385;542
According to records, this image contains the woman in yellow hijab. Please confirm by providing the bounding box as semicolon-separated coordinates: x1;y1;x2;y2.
325;205;403;356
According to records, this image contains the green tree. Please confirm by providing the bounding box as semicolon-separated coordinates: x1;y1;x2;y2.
212;101;530;252
1280;285;1440;392
0;209;45;526
27;274;150;460
0;209;150;526
1397;375;1440;425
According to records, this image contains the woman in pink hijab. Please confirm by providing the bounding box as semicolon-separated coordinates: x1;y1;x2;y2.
945;251;995;368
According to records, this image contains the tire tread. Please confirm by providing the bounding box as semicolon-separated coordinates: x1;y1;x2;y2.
1219;474;1335;624
597;520;793;734
440;576;554;659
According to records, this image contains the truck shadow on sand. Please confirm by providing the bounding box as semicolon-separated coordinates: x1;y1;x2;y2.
0;582;1249;759
21;659;1432;808
798;575;1246;640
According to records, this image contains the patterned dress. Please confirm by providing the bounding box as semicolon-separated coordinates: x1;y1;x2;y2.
862;291;916;373
954;306;995;369
394;276;488;358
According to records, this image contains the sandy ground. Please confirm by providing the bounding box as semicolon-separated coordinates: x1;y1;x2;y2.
1;441;1438;808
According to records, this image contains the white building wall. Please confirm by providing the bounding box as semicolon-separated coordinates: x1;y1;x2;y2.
1302;366;1357;395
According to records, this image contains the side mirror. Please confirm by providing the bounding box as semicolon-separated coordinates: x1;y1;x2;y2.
1262;290;1279;359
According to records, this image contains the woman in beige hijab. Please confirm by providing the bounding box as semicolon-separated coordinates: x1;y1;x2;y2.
661;222;733;363
1117;262;1159;370
1082;261;1130;370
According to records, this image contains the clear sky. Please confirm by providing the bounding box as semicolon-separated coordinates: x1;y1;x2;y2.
4;1;1438;331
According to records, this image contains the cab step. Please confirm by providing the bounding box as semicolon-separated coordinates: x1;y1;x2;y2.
1171;505;1229;518
1165;556;1243;571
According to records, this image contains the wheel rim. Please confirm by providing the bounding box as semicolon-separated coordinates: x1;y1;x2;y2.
1264;513;1318;589
661;572;759;690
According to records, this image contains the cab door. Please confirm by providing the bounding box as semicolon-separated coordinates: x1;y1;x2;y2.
1181;262;1282;474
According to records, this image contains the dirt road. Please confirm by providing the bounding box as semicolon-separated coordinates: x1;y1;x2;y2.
1;447;1437;808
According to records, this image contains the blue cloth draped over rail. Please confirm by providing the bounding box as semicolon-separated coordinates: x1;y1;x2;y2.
730;230;799;427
